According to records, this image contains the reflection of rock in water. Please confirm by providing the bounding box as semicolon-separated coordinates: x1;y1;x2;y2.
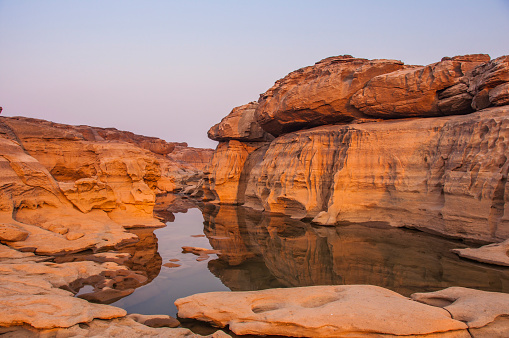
154;193;200;223
208;260;284;291
118;228;162;284
201;204;509;296
54;228;162;304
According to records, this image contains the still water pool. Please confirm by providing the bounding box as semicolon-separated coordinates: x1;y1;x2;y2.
111;202;509;318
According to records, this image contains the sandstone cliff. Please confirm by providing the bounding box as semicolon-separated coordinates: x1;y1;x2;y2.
0;116;212;254
205;54;509;243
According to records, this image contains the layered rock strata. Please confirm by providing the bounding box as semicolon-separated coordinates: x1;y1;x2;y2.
205;54;509;243
0;116;212;254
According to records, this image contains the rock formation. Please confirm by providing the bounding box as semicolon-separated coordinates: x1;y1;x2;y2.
175;284;509;337
205;54;509;244
0;116;212;255
208;102;274;142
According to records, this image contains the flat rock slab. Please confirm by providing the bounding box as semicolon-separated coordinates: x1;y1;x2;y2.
0;317;231;337
452;239;509;266
176;285;468;337
412;287;509;328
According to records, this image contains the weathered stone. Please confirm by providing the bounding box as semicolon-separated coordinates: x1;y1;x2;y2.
0;224;29;242
490;82;509;106
0;317;231;337
208;102;273;142
468;55;509;110
176;285;468;337
0;258;129;329
452;239;509;266
207;106;509;242
412;287;509;328
127;313;180;328
256;55;406;136
59;178;117;213
163;262;181;268
206;140;268;204
351;54;489;118
78;287;135;304
469;316;509;338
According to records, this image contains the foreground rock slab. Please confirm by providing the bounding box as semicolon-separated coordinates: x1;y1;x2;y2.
412;287;509;328
176;285;468;337
0;317;231;337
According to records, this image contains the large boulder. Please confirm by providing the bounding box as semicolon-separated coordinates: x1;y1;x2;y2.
255;55;407;136
208;102;274;142
351;54;490;118
176;285;468;337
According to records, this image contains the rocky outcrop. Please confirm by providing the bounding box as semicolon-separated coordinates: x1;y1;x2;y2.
351;54;489;118
0;242;230;337
468;55;509;110
0;116;213;255
208;102;274;142
206;54;509;243
176;285;489;337
255;55;407;136
206;140;268;204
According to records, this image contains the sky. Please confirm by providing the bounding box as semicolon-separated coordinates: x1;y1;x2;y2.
1;1;508;149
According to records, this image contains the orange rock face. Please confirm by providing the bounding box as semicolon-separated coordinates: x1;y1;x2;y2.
255;55;407;136
351;54;490;118
206;54;509;243
208;102;274;142
0;116;212;254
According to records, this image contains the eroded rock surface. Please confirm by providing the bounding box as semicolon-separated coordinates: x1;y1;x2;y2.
176;285;468;337
0;116;213;255
412;287;509;328
256;55;407;136
207;106;509;242
208;102;274;142
351;54;489;118
205;54;509;243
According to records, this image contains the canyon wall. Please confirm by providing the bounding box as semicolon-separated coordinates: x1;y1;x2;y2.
0;116;212;254
205;54;509;242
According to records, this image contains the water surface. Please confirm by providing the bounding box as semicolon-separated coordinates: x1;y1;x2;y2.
111;201;509;317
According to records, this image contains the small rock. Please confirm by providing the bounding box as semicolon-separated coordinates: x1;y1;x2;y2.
163;262;181;268
79;287;134;304
0;224;29;242
127;313;180;328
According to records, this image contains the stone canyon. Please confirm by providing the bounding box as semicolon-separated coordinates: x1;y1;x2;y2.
2;53;509;337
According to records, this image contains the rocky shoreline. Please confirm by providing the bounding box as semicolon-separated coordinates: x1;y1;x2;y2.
1;53;509;336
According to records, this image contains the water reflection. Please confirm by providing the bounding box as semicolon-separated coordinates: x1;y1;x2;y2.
202;204;509;296
71;195;509;316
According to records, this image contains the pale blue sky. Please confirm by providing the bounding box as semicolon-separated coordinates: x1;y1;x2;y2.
1;0;508;148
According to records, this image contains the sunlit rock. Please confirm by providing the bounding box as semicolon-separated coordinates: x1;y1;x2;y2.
256;55;407;136
176;285;468;337
351;54;489;117
208;102;273;142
